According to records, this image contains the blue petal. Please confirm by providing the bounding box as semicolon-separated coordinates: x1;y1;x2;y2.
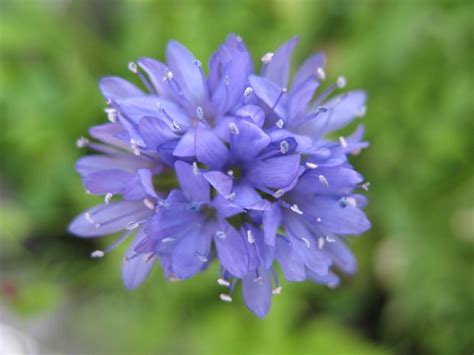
173;131;196;157
89;123;130;150
166;40;209;106
243;268;272;319
262;203;281;246
203;171;233;197
275;235;306;281
138;116;179;151
76;155;152;176
195;123;230;170
263;36;299;88
83;169;136;195
137;57;175;100
68;201;152;237
175;161;210;202
246;154;301;190
307;269;340;287
235;105;265;127
214;223;248;278
288;78;319;119
121;229;157;290
292;51;325;89
99;76;143;101
230;120;271;162
326;238;357;274
249;75;287;120
232;183;262;209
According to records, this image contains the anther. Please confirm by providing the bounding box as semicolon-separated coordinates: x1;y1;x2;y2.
275;119;284;128
194;60;202;67
104;107;117;123
172;120;181;132
192;162;200;176
76;137;89;148
274;189;285;198
215;231;226;239
318;175;329;188
362;182;370;191
163;70;173;82
290;204;303;215
125;221;140;230
227;170;234;177
261;52;274;64
318;237;325;249
337;76;347;88
104;193;113;204
128;62;138;73
272;286;282;295
280;140;289;154
195;252;208;263
143;198;155;210
339;136;348;148
224;75;230;86
358;105;367;117
217;278;230;287
162;237;175;244
228;122;239;135
301;237;311;249
305;162;318;169
326;235;335;242
225;192;236;201
316;217;322;223
247;229;255;244
244;87;253;97
316;67;326;81
196;106;204;120
85;212;94;224
91;250;105;258
219;293;233;302
254;276;264;284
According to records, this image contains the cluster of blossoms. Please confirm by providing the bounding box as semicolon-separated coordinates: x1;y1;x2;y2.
69;34;370;318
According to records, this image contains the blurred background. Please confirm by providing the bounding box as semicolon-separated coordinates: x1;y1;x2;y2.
0;0;473;354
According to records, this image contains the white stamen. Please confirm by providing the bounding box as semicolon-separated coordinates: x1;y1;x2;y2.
217;278;230;287
319;175;329;188
128;61;138;73
215;230;226;239
219;293;233;302
337;76;347;88
228;122;239;135
274;189;285;198
104;193;113;204
227;170;234;177
244;87;253;97
247;229;255;244
192;162;200;176
76;137;89;148
280;140;289;154
275;119;284;128
254;276;263;284
172;120;181;132
194;60;202;67
362;182;371;191
301;237;311;249
357;105;367;117
316;67;326;81
195;252;208;263
326;235;335;243
345;197;357;207
261;52;274;64
163;70;173;82
161;237;175;244
104;107;117;123
316;217;322;223
290;204;303;215
272;286;282;295
318;237;325;249
125;221;140;230
143;198;155;210
305;162;318;169
94;223;101;229
130;139;141;156
225;192;236;201
196;106;204;120
91;250;105;258
224;75;230;86
85;212;94;224
339;136;348;148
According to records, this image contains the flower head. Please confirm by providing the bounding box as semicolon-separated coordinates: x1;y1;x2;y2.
69;34;370;318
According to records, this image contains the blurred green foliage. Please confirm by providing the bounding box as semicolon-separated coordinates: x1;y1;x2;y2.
0;0;473;354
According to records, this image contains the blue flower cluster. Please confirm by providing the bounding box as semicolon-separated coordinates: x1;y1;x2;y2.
69;34;370;318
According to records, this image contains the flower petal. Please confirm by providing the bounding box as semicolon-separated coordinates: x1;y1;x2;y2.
262;203;281;247
175;161;210;202
246;154;301;190
203;171;233;197
249;75;287;120
195;123;230;170
275;235;306;281
263;36;299;88
121;229;157;290
214;224;248;278
243;268;272;319
229;120;271;162
137;57;175;99
99;76;143;101
292;51;325;89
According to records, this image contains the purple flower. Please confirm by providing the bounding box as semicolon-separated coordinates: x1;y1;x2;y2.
69;34;370;318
